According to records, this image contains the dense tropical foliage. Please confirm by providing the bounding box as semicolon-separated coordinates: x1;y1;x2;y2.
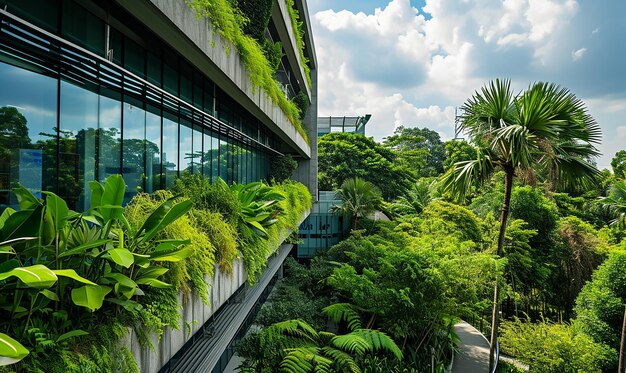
0;174;311;371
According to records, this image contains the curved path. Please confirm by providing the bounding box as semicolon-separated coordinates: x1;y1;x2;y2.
452;321;490;373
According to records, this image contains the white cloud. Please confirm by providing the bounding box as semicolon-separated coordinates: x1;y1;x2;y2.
310;0;626;166
571;47;587;61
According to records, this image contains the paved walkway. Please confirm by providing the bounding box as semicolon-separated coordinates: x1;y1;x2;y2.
452;321;490;373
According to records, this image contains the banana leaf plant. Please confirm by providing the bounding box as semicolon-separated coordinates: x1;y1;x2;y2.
217;178;285;238
0;175;192;363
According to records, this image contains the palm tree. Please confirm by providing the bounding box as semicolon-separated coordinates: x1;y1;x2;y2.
441;79;601;370
599;181;626;372
331;178;383;229
388;180;435;216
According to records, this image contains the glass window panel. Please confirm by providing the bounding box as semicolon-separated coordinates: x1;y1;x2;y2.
124;38;146;78
203;80;214;115
145;105;161;192
59;80;98;211
219;137;228;181
163;63;178;96
110;28;123;65
97;90;121;181
2;0;59;32
180;62;192;103
179;119;192;174
0;62;57;210
162;112;178;188
202;128;212;180
62;0;105;56
192;123;203;175
210;132;219;183
122;98;145;204
147;52;162;88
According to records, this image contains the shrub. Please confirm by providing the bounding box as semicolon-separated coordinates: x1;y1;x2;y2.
500;318;614;372
269;154;298;183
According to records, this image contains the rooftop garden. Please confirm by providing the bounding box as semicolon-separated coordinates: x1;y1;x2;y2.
186;0;311;143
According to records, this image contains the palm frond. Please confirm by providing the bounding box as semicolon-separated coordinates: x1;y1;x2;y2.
439;152;496;202
599;181;626;228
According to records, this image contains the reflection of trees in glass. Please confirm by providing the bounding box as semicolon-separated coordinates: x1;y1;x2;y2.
0;106;32;206
0;106;31;153
186;144;251;183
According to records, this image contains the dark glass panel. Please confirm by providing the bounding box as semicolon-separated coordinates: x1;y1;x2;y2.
61;0;105;56
163;63;178;96
59;80;98;211
162;112;178;188
179;61;192;103
146;52;162;88
0;62;57;210
2;0;58;32
122;97;145;203
124;38;146;78
203;80;214;115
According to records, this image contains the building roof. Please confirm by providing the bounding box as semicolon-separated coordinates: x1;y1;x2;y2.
317;114;371;136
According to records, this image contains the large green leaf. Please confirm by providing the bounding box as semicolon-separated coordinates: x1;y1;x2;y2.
1;205;43;242
0;265;57;288
150;247;193;262
43;192;69;231
106;248;134;268
0;332;29;366
12;184;42;210
52;269;96;285
0;208;15;231
140;199;192;242
103;272;137;299
39;289;59;301
88;180;104;210
58;239;110;258
71;285;106;312
101;175;126;207
135;277;171;288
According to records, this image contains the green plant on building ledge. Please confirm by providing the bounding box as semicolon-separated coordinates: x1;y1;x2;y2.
186;0;311;144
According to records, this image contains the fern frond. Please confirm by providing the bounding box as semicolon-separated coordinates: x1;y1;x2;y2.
353;329;403;360
330;334;369;355
321;346;361;373
322;303;363;331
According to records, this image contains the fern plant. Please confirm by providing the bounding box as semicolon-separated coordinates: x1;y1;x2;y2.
238;303;402;373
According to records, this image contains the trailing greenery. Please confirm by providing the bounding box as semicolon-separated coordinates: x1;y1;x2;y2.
186;0;309;143
284;0;312;88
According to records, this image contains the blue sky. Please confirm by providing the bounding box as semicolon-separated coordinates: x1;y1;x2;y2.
307;0;626;170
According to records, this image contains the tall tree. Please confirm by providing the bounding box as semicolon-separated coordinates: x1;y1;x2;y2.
383;126;446;177
612;150;626;180
441;79;601;370
318;133;414;199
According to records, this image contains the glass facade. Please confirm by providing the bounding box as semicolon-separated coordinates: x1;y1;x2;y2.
0;0;281;211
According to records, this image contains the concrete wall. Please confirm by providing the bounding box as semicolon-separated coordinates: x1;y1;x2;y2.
293;67;318;199
116;0;311;158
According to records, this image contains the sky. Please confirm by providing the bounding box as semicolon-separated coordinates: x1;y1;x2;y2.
306;0;626;170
